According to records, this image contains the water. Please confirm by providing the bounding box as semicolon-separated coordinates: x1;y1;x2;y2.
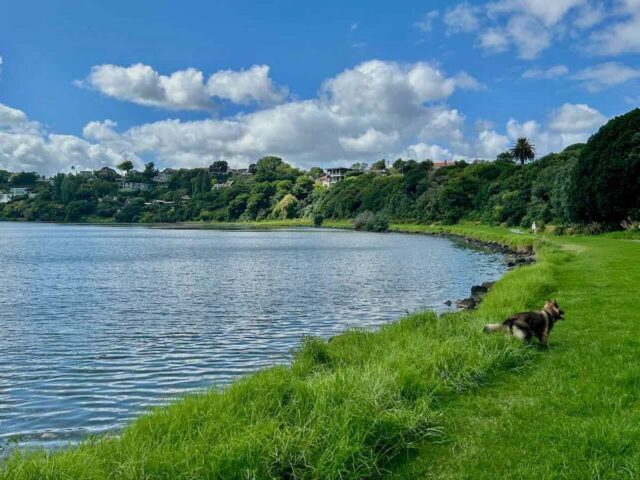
0;223;507;450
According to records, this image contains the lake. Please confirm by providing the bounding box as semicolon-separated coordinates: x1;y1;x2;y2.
0;223;507;450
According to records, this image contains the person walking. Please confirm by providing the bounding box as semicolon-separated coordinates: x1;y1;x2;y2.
531;221;537;235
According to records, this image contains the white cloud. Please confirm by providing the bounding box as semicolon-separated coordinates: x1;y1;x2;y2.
477;129;510;156
339;128;400;152
80;60;480;169
574;2;607;29
573;62;640;90
414;10;440;33
548;103;607;132
0;103;135;174
206;65;287;106
585;0;640;54
444;3;482;33
401;142;454;161
502;103;606;155
477;28;510;53
505;15;551;58
488;0;586;27
522;64;569;79
78;63;287;111
82;119;120;141
78;63;211;111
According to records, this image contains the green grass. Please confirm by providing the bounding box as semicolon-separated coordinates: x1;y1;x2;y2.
3;225;638;479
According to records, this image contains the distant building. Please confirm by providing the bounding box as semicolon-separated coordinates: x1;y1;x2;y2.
78;171;94;178
119;182;151;192
230;168;250;175
432;161;452;169
0;193;11;204
9;187;29;196
326;167;352;185
318;174;331;187
213;180;234;190
153;171;171;183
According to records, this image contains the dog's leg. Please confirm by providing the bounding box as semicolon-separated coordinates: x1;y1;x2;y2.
539;331;549;347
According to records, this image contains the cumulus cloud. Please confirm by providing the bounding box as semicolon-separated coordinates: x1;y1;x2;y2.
0;56;607;176
548;103;607;132
80;60;481;169
401;142;455;161
206;65;288;105
0;103;135;174
522;64;569;79
339;129;400;152
77;63;287;110
477;129;510;157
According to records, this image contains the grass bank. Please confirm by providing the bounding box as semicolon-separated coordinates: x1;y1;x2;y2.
4;225;635;478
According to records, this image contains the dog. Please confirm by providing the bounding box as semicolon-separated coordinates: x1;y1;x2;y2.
483;299;564;346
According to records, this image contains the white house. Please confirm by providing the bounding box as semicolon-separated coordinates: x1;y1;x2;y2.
0;193;12;204
326;167;352;185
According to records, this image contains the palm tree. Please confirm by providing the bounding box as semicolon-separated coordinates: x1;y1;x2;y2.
510;137;535;166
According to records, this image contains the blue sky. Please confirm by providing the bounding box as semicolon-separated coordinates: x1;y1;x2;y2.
1;0;639;174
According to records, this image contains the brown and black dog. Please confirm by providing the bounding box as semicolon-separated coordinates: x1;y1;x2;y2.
483;299;565;346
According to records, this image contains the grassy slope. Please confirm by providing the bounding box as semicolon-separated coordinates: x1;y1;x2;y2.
388;230;640;479
3;224;638;478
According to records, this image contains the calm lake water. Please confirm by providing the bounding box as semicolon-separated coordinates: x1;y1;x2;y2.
0;223;507;450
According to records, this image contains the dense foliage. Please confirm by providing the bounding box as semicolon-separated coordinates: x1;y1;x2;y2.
567;108;640;224
1;109;639;229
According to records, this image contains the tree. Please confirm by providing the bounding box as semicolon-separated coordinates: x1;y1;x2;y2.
495;151;515;164
510;138;536;166
118;161;134;177
351;162;368;171
209;161;229;175
308;167;324;179
371;159;387;171
567;108;640;224
143;162;158;182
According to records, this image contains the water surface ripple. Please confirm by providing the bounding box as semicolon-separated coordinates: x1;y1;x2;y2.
0;223;507;450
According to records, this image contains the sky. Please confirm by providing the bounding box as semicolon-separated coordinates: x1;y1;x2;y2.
0;0;639;175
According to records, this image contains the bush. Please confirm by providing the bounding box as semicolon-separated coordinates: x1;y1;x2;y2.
353;210;389;232
313;213;324;227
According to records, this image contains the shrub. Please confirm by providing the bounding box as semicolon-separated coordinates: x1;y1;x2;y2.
353;210;389;232
313;213;324;227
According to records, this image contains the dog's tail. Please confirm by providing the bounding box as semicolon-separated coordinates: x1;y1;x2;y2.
483;323;508;334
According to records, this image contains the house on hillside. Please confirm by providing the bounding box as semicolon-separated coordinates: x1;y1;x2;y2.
153;169;174;183
432;161;452;169
9;187;29;196
0;193;11;203
119;182;151;192
326;167;352;185
318;175;331;187
213;180;234;190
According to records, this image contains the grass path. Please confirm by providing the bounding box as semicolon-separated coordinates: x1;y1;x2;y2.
388;232;640;479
